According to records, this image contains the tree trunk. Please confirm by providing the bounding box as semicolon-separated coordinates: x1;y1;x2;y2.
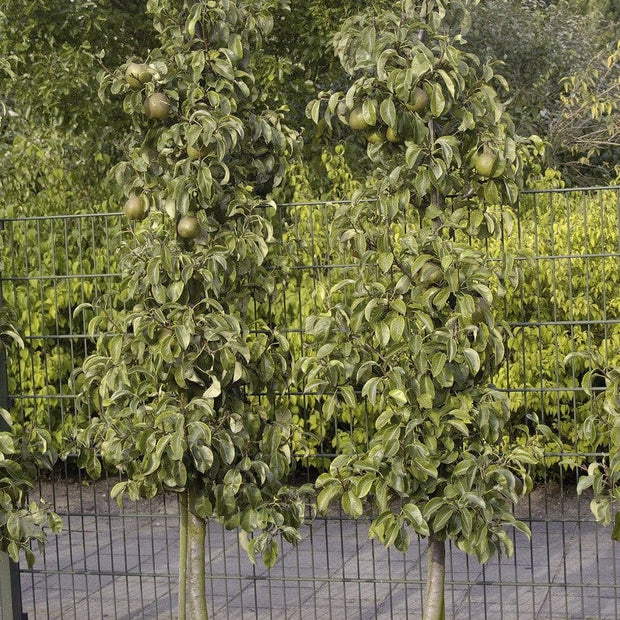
178;484;209;619
178;490;189;620
423;533;446;620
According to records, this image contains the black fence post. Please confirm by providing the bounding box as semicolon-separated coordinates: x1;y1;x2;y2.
0;219;25;620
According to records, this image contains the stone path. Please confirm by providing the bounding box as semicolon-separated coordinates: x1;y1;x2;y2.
15;480;620;619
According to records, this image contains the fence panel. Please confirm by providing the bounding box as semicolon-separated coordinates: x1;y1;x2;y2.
0;187;618;619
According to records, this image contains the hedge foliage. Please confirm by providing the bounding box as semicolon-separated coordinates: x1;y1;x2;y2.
493;183;620;463
2;174;619;472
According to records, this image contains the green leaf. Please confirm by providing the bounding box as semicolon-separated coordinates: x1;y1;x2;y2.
362;99;377;126
378;252;393;273
590;498;612;525
216;434;235;465
410;51;434;79
576;475;593;494
0;432;15;454
452;459;475;477
355;473;375;499
317;482;343;514
405;143;424;169
429;82;446;116
185;2;202;36
342;490;364;518
430;352;446;377
317;343;335;359
415;457;438;479
204;376;222;399
48;512;63;534
379;97;397;127
417;393;433;410
6;513;21;541
389;389;408;406
362;377;382;405
447;419;470;435
240;508;259;532
110;482;128;507
7;541;19;563
194;494;213;519
437;69;455;98
463;348;480;375
175;324;191;350
192;445;214;473
263;537;279;568
483;179;501;204
307;99;321;124
414;168;431;197
390;315;406;342
433;505;455;532
402;502;430;536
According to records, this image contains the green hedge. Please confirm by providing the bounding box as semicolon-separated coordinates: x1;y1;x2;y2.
493;185;620;463
3;178;619;470
1;213;122;447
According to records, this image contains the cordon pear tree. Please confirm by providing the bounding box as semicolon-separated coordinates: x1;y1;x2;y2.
72;1;312;618
301;1;549;619
563;351;620;541
0;306;61;568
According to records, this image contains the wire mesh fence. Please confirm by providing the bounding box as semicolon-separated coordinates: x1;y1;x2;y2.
0;186;618;619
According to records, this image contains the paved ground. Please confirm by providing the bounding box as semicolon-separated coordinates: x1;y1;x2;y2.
15;480;620;619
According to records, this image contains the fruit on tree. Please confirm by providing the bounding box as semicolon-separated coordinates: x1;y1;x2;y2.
349;106;371;130
408;86;429;113
474;150;498;177
386;127;403;143
367;130;385;144
177;215;201;239
144;93;171;120
125;62;152;89
124;194;148;220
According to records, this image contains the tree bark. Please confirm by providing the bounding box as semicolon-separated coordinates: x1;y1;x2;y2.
178;484;209;619
423;533;446;620
187;483;208;619
178;490;189;620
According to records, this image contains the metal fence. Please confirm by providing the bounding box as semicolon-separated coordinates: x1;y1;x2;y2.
1;186;619;619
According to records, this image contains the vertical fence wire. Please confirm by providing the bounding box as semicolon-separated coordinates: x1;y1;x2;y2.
0;187;618;619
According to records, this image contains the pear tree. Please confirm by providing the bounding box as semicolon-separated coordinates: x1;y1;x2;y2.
301;2;547;618
564;351;619;541
0;307;61;568
73;1;311;618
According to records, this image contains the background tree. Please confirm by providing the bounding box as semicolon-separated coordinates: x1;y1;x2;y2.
547;42;619;182
299;2;549;618
73;1;311;618
465;0;618;183
0;1;154;218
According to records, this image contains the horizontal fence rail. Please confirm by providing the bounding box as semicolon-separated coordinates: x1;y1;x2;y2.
0;186;619;619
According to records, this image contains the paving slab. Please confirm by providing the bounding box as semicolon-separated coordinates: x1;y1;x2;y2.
15;480;620;619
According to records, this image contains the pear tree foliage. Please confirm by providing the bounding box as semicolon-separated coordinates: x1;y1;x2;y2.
74;0;311;567
299;0;547;563
0;308;61;568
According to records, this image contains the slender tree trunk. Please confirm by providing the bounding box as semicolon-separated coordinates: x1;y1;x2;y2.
178;484;208;619
423;532;446;620
187;483;208;619
178;490;189;620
